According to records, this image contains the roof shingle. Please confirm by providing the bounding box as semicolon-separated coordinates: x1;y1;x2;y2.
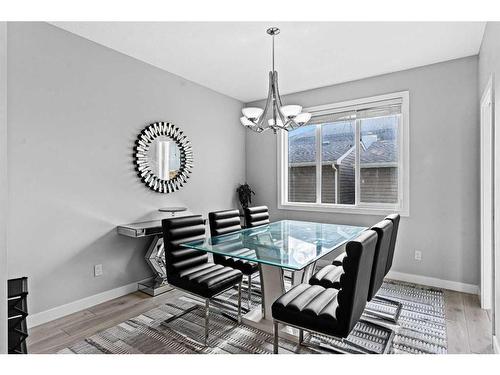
289;134;396;165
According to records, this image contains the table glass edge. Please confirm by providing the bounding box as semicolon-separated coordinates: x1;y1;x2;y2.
181;220;367;270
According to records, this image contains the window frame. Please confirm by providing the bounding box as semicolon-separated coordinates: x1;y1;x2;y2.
277;91;410;217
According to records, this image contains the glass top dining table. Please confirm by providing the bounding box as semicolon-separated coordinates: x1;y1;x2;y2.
181;219;367;271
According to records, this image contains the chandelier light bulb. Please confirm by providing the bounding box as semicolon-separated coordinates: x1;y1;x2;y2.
294;112;312;125
240;116;255;126
241;107;264;120
281;105;302;119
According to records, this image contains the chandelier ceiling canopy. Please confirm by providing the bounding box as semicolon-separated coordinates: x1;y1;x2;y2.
240;27;311;133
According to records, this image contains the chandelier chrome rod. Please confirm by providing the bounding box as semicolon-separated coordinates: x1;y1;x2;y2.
272;33;275;72
252;72;274;132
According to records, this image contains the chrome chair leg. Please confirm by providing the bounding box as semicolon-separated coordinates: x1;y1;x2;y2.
204;299;210;346
273;320;279;354
298;329;304;345
237;280;242;324
247;275;252;310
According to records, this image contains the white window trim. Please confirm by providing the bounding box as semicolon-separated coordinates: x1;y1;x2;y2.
277;91;410;217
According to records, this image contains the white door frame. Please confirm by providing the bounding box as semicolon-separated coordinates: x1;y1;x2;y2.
481;75;494;310
491;73;500;349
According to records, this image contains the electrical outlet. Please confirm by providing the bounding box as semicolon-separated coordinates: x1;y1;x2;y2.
414;251;422;261
94;264;103;277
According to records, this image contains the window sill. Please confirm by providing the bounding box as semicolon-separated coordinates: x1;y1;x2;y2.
277;202;409;217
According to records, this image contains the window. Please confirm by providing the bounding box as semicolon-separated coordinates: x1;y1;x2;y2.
278;91;409;216
288;125;316;203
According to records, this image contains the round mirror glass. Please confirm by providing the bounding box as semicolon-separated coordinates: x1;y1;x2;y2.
134;121;193;194
145;136;181;180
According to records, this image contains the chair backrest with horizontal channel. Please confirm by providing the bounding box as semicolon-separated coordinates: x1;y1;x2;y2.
208;209;243;264
162;215;207;284
243;206;270;228
384;214;400;275
208;209;242;237
367;219;393;301
335;229;378;336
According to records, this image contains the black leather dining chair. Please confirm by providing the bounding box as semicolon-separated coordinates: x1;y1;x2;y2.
162;215;243;345
366;220;393;298
365;214;402;321
310;214;400;287
309;218;401;322
208;209;259;310
384;214;400;274
336;214;399;267
271;230;378;354
243;206;270;228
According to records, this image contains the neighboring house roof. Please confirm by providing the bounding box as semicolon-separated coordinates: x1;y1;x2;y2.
288;133;354;164
323;134;354;163
360;139;397;164
289;133;396;165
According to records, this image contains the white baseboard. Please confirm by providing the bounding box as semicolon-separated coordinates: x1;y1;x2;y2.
317;260;479;294
28;270;479;328
387;271;479;294
28;278;151;328
493;335;500;354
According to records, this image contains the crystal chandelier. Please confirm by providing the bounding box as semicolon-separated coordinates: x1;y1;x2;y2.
240;27;311;133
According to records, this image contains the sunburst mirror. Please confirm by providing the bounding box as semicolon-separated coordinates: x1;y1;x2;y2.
134;122;193;193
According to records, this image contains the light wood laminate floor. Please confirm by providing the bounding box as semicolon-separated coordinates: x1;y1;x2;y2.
27;287;494;354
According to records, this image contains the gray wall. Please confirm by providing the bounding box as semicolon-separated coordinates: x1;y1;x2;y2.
7;22;245;315
478;21;500;342
0;22;8;353
246;56;480;286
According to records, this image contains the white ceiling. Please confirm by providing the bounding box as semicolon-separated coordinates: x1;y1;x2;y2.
51;22;486;103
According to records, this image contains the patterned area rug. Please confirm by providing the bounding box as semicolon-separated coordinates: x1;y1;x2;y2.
58;279;447;354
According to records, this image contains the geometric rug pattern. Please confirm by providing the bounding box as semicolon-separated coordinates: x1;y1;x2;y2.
58;279;447;354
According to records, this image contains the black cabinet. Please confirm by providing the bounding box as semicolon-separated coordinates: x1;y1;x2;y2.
7;277;28;354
